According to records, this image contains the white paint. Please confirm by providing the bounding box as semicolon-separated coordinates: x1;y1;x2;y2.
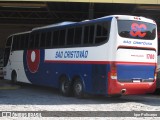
31;51;36;62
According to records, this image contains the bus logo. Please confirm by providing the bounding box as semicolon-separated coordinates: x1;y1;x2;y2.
27;50;40;73
147;54;154;59
130;23;147;38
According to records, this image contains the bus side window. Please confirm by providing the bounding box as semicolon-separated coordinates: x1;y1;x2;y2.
95;23;108;44
12;36;16;51
24;33;29;49
17;35;21;50
6;37;12;47
52;31;59;47
83;26;89;44
74;27;82;45
4;36;12;66
3;48;10;67
89;25;95;44
59;29;66;46
20;35;25;50
35;33;40;49
29;34;35;49
67;28;74;46
12;36;19;51
46;32;52;48
40;32;46;48
83;25;95;45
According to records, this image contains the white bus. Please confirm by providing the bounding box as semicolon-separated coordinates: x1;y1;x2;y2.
3;15;157;98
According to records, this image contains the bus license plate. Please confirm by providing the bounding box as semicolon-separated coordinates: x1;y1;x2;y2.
133;80;141;83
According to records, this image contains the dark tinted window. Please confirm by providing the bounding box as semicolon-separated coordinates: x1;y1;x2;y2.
118;20;156;40
67;28;74;45
74;27;82;45
24;33;29;49
83;25;95;44
40;32;46;48
35;33;40;48
12;35;20;50
89;25;95;44
6;37;12;47
95;22;109;44
46;32;52;47
4;48;10;67
52;31;59;47
20;35;25;49
84;26;89;44
59;30;66;46
29;34;35;49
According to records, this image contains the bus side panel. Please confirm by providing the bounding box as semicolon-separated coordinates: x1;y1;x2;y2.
23;49;112;95
23;49;48;85
4;51;31;83
92;64;110;94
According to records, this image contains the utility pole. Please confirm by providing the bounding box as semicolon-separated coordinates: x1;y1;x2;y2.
89;3;94;19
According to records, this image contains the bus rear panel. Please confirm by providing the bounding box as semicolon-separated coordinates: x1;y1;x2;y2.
108;16;157;95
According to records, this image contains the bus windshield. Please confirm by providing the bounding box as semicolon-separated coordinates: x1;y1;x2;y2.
118;20;156;40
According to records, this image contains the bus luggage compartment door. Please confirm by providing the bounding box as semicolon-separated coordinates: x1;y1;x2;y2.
116;49;156;82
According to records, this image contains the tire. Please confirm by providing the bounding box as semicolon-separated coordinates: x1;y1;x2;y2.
11;71;17;84
73;79;84;98
60;76;72;97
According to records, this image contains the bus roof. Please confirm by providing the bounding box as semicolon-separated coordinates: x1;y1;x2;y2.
10;15;156;36
7;31;31;38
32;21;76;31
111;15;156;24
32;15;156;32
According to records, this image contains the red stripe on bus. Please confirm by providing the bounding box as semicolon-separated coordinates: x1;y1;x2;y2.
44;60;156;66
117;45;156;51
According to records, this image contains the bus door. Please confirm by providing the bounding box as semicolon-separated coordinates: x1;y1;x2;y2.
116;19;157;83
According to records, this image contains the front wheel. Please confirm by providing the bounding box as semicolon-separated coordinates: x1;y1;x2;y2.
73;79;84;98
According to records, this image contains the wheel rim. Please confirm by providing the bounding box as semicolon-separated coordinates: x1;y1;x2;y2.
62;81;69;93
75;83;82;95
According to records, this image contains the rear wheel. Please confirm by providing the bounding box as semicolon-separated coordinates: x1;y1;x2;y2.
60;76;72;97
73;79;84;98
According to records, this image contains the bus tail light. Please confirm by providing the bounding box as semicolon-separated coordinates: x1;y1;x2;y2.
154;65;158;80
110;62;117;79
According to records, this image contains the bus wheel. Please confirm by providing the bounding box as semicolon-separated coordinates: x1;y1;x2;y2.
60;77;72;97
11;70;17;84
73;79;84;98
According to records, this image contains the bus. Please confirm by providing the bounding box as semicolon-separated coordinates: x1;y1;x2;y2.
3;15;157;98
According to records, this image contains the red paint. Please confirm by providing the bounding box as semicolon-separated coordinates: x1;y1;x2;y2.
117;45;156;51
108;72;156;95
45;60;156;66
147;54;155;59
